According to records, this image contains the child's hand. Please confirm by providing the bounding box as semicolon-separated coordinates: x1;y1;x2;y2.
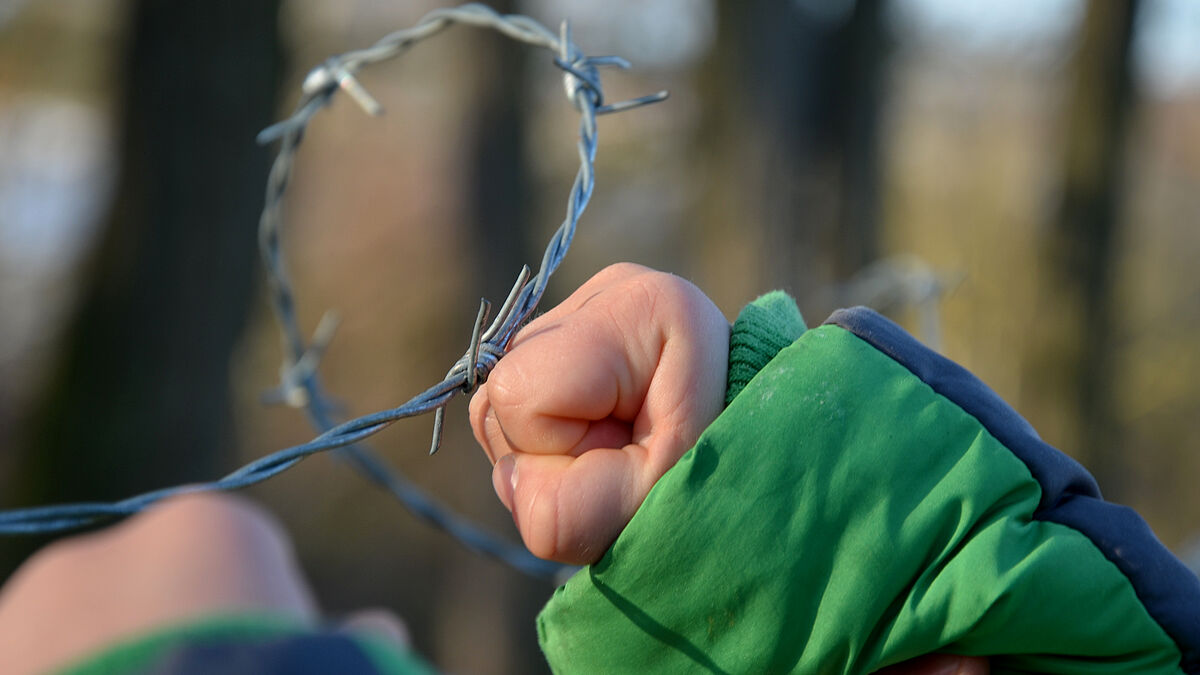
469;263;729;565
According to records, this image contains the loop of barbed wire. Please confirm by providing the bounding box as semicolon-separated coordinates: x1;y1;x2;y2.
0;3;667;582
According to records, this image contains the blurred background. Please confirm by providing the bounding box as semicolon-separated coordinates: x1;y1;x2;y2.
1;0;1198;672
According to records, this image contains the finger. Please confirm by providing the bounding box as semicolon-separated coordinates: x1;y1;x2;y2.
493;445;652;564
482;263;724;462
0;494;318;675
115;494;318;616
472;384;634;468
635;301;728;475
470;264;652;462
485;303;650;456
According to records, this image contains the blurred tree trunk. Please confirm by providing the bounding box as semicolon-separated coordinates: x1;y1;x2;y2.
466;0;533;304
695;0;889;310
836;0;888;281
461;3;550;673
5;1;282;572
1022;0;1139;496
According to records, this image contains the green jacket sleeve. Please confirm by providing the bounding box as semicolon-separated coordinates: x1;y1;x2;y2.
537;296;1200;674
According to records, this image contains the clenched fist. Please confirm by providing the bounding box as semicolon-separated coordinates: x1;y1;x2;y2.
469;263;729;565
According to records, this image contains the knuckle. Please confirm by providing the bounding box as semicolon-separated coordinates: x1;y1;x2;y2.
594;261;651;284
615;269;712;338
623;267;699;311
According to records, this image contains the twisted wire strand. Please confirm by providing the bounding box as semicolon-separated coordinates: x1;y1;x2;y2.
0;4;666;582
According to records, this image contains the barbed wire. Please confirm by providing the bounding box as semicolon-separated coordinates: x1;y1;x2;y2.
0;3;667;582
826;255;965;353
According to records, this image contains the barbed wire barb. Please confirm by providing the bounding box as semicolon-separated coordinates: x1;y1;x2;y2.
430;263;530;455
0;4;667;582
261;310;340;408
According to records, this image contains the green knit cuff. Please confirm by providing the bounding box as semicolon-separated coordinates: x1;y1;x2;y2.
725;290;807;406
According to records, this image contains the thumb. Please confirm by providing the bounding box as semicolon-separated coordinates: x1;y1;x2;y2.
494;444;651;565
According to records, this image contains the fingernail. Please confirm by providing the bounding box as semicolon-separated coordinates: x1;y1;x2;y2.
494;455;517;512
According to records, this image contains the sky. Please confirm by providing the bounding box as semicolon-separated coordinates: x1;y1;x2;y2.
892;0;1200;97
528;0;1200;97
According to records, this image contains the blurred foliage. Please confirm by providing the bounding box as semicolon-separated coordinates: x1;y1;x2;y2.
1;1;1198;673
